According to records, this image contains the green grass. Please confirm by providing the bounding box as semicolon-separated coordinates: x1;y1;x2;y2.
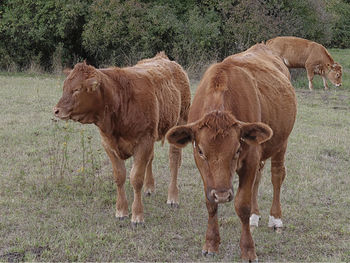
0;49;349;262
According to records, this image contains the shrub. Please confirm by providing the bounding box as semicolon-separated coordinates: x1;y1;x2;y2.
327;0;350;48
0;0;349;73
0;0;91;71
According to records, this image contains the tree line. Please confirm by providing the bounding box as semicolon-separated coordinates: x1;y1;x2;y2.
0;0;349;73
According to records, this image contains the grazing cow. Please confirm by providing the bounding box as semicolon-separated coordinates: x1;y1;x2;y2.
266;36;342;90
166;44;297;261
54;52;191;225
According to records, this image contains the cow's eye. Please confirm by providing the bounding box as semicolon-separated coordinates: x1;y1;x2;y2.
72;88;80;95
197;145;206;159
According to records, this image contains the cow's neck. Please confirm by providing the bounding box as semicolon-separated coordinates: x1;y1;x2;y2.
96;78;128;135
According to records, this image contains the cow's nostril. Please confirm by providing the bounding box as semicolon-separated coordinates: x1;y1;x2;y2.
227;192;233;202
54;107;59;115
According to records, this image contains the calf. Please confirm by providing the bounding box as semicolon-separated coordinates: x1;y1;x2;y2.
166;44;297;261
267;36;342;90
54;52;191;225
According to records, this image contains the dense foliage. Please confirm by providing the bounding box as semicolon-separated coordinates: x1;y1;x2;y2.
0;0;349;72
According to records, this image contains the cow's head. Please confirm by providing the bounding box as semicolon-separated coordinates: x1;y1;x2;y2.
327;62;342;87
166;111;273;204
54;62;103;124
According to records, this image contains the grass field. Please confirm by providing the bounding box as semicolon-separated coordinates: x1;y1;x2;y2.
0;49;350;262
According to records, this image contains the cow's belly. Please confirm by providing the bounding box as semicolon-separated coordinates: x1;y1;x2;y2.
156;87;182;139
282;57;305;68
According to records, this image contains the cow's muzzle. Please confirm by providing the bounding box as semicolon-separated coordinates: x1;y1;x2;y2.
53;106;70;120
207;188;234;203
336;83;342;87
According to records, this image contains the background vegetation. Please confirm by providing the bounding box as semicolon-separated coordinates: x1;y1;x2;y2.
0;50;349;262
1;0;350;73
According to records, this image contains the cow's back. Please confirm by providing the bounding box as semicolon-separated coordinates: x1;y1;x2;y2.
132;53;191;139
190;43;297;160
266;36;333;68
231;50;296;159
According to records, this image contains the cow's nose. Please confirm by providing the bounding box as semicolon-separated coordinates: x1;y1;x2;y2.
336;83;342;87
210;189;234;203
53;107;60;116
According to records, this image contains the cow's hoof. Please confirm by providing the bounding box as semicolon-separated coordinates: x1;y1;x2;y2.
144;187;155;196
116;215;128;221
115;210;128;220
131;221;145;228
202;250;216;257
274;226;283;234
167;201;179;208
268;215;283;229
242;258;258;263
144;190;153;196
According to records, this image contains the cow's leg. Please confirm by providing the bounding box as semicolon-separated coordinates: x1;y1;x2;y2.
103;145;128;219
306;64;315;91
322;75;329;90
202;200;220;256
269;144;287;231
130;138;154;225
250;161;265;228
236;164;258;261
167;144;181;207
143;150;155;196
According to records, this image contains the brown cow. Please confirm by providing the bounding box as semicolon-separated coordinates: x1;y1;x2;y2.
54;52;191;225
266;36;342;90
166;44;297;261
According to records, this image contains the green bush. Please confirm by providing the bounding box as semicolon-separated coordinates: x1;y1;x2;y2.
0;0;349;72
82;0;183;66
328;0;350;48
0;0;91;71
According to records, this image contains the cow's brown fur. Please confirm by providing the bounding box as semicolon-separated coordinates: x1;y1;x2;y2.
266;36;342;90
166;44;297;260
54;52;191;224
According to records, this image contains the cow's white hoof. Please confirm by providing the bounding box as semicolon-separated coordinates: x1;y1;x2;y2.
268;215;283;228
250;213;261;227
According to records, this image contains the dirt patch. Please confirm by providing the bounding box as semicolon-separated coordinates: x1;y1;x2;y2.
0;252;25;262
0;246;50;262
332;106;349;111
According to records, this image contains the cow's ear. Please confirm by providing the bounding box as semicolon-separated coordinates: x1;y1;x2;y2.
63;68;72;76
85;77;100;92
166;124;194;148
240;122;273;145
